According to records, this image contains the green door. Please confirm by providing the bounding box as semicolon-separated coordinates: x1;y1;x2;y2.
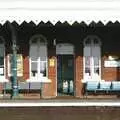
57;55;74;96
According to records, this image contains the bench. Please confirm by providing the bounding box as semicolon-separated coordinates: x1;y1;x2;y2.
3;82;43;95
111;81;120;92
99;81;111;93
85;81;120;95
86;81;99;92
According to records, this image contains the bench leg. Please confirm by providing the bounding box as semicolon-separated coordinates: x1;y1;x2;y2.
85;91;88;98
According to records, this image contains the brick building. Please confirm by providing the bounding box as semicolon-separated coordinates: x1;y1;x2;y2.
0;0;120;98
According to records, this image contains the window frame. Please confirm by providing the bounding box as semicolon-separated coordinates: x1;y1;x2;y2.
29;35;48;79
83;35;101;81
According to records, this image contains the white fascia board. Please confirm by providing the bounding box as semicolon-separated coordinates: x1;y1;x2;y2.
0;0;119;25
0;1;119;10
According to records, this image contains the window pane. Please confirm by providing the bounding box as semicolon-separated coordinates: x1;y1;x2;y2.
31;39;37;44
0;57;4;66
94;57;99;66
39;45;47;58
0;46;4;57
94;67;99;75
85;56;90;66
31;62;37;71
85;38;91;45
92;46;100;56
84;46;91;56
85;67;91;75
31;62;37;76
40;61;46;76
30;45;38;61
40;57;47;61
94;38;99;44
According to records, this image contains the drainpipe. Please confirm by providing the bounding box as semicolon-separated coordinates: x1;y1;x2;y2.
7;21;19;99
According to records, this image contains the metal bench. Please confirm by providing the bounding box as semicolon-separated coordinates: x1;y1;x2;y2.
4;82;12;90
111;81;120;92
99;81;111;92
4;82;42;92
85;81;99;95
86;81;99;91
19;82;30;90
85;81;112;95
29;82;42;90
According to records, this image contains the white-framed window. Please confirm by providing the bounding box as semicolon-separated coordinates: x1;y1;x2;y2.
83;35;101;81
29;35;48;79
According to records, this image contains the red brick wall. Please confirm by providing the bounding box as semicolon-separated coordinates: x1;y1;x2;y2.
102;55;120;81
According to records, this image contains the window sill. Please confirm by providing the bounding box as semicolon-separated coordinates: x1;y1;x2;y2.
81;79;104;83
0;76;9;83
26;76;51;83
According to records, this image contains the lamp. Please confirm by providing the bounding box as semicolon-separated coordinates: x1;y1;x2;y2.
53;39;56;46
108;55;119;60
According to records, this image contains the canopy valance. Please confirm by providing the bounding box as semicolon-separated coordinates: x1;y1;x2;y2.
0;0;120;25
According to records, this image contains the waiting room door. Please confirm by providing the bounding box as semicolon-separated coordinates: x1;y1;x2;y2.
57;55;74;96
56;43;74;96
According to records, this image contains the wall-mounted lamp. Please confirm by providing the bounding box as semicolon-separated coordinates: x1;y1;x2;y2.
108;55;119;61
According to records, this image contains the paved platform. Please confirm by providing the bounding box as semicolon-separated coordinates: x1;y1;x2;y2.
0;99;120;107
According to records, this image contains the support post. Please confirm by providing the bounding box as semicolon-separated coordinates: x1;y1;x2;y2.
7;21;19;99
12;41;18;98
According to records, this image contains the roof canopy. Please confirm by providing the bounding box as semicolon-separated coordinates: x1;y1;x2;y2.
0;0;120;25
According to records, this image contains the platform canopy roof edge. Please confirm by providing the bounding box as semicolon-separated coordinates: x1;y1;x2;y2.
0;0;120;25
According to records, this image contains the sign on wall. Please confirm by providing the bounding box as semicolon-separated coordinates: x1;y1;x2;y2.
8;54;23;76
104;60;120;67
49;58;55;67
56;43;74;55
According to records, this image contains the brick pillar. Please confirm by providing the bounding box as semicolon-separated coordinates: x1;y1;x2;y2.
5;55;9;80
23;45;29;81
23;56;29;80
42;48;57;98
75;46;83;98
